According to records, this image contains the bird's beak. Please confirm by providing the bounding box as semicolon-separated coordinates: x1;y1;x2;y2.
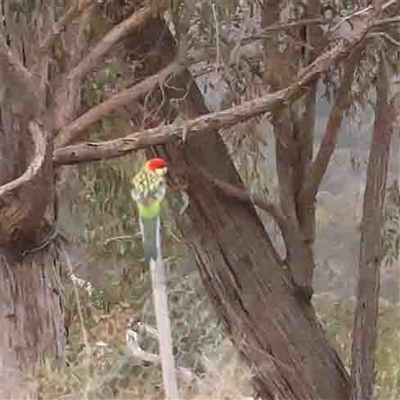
155;167;168;176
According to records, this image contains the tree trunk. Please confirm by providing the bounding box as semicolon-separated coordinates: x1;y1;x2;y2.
0;118;65;399
122;16;351;400
351;56;393;400
0;245;65;399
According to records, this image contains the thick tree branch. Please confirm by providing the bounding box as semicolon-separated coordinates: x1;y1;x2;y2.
52;83;297;165
54;3;381;163
54;4;380;150
55;60;186;147
68;7;152;82
299;50;361;204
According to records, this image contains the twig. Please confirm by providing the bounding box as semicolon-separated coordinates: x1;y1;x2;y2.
63;247;91;346
69;7;152;82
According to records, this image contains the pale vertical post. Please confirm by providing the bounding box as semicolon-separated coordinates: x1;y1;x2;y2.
149;217;179;399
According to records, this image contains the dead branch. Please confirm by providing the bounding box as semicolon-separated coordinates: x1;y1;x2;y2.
299;49;361;204
68;7;152;82
55;60;186;147
329;0;393;35
126;329;201;385
39;0;94;54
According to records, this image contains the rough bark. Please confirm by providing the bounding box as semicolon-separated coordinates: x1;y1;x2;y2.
261;0;318;294
0;115;64;399
0;3;92;397
156;79;351;400
351;55;393;400
0;243;65;399
118;15;351;400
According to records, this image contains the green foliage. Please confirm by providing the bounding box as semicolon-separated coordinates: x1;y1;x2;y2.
315;294;400;400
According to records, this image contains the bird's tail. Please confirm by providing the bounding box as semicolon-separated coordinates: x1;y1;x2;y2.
139;216;160;261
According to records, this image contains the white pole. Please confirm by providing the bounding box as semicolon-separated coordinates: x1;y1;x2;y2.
149;217;179;400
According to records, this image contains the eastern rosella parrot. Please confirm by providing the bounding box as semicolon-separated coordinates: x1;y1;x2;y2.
131;157;168;261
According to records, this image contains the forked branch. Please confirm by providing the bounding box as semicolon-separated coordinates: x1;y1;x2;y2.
299;49;361;204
